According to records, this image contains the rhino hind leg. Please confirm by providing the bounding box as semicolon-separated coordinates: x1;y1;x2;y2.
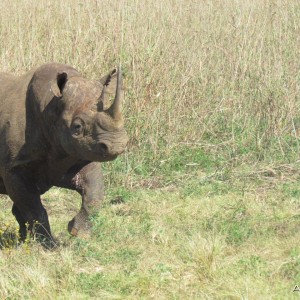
4;169;57;249
55;162;104;238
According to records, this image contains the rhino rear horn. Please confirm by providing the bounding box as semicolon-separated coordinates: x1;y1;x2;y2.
51;72;68;98
98;67;123;121
97;68;117;111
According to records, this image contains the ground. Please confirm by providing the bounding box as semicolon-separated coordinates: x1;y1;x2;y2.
1;164;300;299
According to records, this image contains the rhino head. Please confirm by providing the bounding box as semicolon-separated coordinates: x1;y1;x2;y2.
38;66;129;162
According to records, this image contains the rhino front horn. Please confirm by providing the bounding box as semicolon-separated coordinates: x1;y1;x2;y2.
109;66;123;121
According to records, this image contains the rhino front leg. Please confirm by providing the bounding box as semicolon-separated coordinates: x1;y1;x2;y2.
12;204;27;240
57;162;104;237
4;169;55;248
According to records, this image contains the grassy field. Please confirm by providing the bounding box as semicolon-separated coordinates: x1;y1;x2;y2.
0;0;299;299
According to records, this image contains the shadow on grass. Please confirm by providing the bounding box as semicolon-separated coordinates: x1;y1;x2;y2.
109;196;125;205
0;230;20;249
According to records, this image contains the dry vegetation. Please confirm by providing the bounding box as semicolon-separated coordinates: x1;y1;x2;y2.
0;0;299;299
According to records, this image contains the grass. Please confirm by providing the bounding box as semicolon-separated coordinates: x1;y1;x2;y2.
0;0;300;298
1;180;300;299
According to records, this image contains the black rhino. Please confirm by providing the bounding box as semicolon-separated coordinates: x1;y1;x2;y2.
0;63;128;247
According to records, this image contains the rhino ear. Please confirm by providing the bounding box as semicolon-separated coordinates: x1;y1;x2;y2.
51;72;68;97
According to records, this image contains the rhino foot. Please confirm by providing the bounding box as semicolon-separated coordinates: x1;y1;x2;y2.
68;208;92;239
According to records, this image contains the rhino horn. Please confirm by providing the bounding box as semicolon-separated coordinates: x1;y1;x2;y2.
109;66;123;121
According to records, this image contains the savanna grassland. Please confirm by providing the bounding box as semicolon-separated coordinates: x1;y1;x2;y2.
0;0;299;299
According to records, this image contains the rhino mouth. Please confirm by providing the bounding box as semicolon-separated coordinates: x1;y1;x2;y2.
98;153;118;161
77;152;117;163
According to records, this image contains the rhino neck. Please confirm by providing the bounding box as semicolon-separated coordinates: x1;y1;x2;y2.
47;151;85;179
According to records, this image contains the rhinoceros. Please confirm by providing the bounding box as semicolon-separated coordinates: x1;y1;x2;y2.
0;63;128;247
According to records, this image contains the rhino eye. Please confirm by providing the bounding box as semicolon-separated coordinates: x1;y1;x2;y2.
71;119;84;137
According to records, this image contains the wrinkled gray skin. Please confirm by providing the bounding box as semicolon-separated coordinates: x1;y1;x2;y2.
0;63;128;248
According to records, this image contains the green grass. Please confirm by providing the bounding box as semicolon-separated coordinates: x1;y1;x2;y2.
1;179;300;299
0;0;300;298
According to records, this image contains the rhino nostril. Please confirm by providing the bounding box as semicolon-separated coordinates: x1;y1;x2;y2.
99;143;108;152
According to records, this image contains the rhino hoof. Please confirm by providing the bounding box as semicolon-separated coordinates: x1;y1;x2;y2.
68;219;91;238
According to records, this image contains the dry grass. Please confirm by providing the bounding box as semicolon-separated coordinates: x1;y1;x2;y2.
0;0;299;299
0;0;298;180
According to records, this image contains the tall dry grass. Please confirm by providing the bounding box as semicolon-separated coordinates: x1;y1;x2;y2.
0;0;299;184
